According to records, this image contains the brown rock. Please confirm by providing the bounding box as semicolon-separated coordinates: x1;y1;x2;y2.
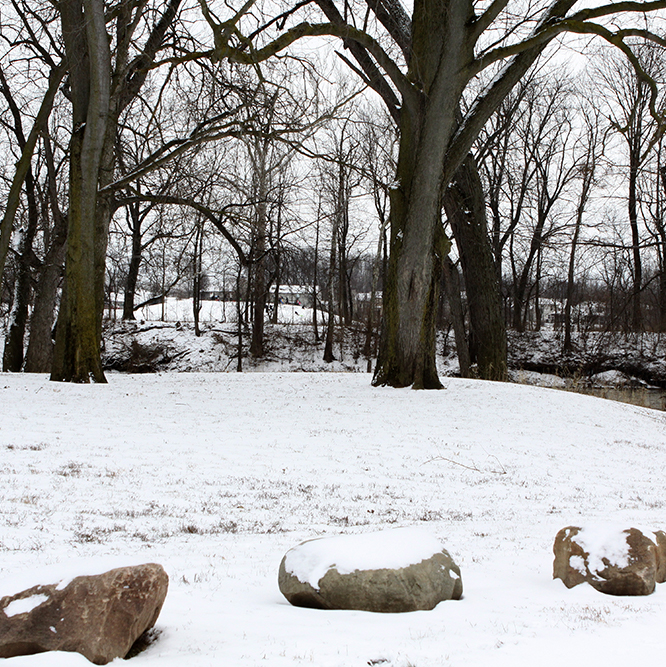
279;541;462;613
654;530;666;584
553;526;659;596
0;563;168;664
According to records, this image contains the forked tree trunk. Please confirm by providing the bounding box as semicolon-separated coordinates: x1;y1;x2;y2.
373;0;474;388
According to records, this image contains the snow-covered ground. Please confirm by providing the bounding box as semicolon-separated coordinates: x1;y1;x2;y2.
2;372;666;666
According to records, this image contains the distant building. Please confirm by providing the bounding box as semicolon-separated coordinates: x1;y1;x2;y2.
268;285;317;308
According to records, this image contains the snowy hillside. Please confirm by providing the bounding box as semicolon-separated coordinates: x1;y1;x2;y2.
2;372;666;665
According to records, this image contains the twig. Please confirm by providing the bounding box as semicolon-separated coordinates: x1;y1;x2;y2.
422;455;507;475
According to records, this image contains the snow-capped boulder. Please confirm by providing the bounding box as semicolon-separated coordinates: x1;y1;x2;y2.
278;527;462;612
553;526;662;596
0;563;168;664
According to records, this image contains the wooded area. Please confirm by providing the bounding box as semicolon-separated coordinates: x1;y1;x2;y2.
1;0;666;386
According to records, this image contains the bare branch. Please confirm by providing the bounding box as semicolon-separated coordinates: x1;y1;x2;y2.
0;62;66;283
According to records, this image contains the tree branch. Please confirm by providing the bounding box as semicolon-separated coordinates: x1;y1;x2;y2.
0;62;66;284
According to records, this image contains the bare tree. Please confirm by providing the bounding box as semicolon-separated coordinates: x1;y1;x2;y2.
564;98;605;351
194;0;666;387
595;43;666;332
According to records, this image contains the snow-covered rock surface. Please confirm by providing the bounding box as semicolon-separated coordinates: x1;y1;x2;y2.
2;372;666;665
282;527;445;588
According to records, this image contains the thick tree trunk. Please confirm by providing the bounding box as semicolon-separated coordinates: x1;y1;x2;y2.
444;157;507;381
373;0;473;388
372;111;452;388
51;0;110;383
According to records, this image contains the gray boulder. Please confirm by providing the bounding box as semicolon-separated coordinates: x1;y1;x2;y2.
0;563;168;664
279;530;462;612
553;526;661;596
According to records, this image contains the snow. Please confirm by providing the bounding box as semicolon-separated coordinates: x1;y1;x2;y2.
0;555;158;597
3;594;49;618
283;526;444;588
574;525;631;576
1;371;666;666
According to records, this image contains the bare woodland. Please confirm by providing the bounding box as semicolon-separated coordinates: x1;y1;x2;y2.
2;0;666;386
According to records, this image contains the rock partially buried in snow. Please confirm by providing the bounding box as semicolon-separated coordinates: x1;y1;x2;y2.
278;527;462;612
553;526;663;596
0;563;168;664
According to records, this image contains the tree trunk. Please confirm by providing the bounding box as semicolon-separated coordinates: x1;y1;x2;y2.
373;0;474;388
0;65;64;284
323;212;337;363
24;237;66;373
51;0;111;383
658;166;666;332
24;133;68;373
563;217;581;352
122;204;143;320
442;256;471;377
193;220;203;337
564;163;594;352
312;213;320;342
364;222;384;372
2;164;39;371
444;156;507;381
629;150;643;331
250;205;268;357
2;237;33;371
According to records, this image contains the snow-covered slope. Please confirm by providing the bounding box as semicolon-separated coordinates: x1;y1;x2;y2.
2;372;666;665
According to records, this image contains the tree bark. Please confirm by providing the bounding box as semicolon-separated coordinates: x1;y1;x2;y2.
122;203;143;320
0;65;64;284
442;256;471;378
323;210;337;363
250;164;269;357
51;0;110;383
444;156;507;380
373;0;473;388
2;226;36;371
24;134;68;374
629;148;643;331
